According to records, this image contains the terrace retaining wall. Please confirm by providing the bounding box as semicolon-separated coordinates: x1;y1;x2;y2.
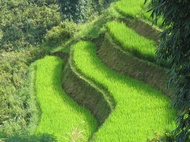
96;34;173;97
62;52;114;126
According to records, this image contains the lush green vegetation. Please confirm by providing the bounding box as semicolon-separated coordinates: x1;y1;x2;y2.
0;0;61;51
149;0;190;141
0;0;61;137
1;0;183;141
44;21;79;48
0;0;113;51
115;0;163;27
0;0;107;138
58;0;115;23
115;0;147;17
34;56;97;142
0;48;45;137
73;41;176;141
5;133;57;142
106;21;157;62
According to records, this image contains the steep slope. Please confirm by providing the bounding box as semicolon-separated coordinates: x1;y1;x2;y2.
96;33;172;96
72;41;176;141
34;56;97;142
62;53;115;126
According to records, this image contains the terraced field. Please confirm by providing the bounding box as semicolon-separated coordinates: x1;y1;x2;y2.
72;41;176;141
106;21;157;62
8;1;178;142
115;0;148;17
115;0;163;27
34;56;97;142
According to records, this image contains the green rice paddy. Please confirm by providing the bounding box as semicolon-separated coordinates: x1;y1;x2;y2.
115;0;163;27
2;0;178;142
73;41;176;141
115;0;146;17
107;21;157;62
34;56;97;142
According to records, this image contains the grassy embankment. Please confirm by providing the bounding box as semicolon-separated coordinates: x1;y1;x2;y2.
34;56;97;142
62;54;115;126
72;41;176;141
106;21;157;62
115;0;148;18
115;0;163;27
96;33;172;96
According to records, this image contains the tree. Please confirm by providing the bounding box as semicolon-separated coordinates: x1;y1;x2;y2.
146;0;190;141
0;0;61;51
57;0;115;23
57;0;91;23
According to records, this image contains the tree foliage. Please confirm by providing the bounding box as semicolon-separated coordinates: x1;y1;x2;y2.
0;0;115;51
0;48;46;137
0;0;61;51
57;0;115;23
0;0;116;138
0;0;59;137
44;21;79;46
147;0;190;141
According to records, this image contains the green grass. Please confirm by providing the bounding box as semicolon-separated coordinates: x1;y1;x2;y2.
34;56;97;142
107;21;157;62
115;0;146;18
72;41;176;141
115;0;163;27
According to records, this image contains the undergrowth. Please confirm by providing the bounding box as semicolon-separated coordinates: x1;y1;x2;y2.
0;48;45;138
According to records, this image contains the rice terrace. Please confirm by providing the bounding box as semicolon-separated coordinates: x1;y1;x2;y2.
2;0;189;142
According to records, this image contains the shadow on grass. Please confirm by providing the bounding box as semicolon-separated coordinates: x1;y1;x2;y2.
5;133;57;142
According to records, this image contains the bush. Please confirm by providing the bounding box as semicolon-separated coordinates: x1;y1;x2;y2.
0;1;61;51
0;47;46;137
44;21;79;46
5;133;57;142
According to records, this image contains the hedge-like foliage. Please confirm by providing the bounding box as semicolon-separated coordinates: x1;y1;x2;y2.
57;0;115;23
0;0;61;51
0;48;44;137
148;0;190;141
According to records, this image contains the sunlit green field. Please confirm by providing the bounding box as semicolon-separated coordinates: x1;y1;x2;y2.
115;0;163;27
107;21;157;62
116;0;146;17
73;41;176;141
35;56;97;142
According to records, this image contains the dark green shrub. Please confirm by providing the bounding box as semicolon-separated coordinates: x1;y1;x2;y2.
0;47;45;137
57;0;115;23
5;133;57;142
44;21;79;46
0;1;61;51
147;132;175;142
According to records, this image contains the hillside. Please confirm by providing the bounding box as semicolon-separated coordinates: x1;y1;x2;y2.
0;0;178;142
